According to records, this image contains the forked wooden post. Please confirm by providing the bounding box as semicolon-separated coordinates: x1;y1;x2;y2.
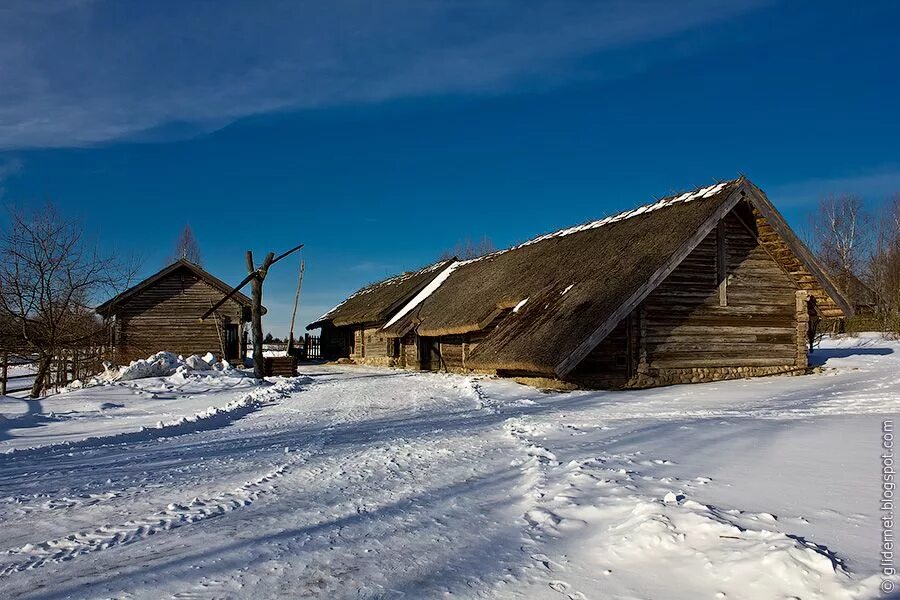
247;250;275;379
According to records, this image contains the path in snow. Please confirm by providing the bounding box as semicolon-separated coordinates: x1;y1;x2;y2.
0;335;896;599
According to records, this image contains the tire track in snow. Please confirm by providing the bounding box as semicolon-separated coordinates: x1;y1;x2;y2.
0;443;321;578
0;376;322;578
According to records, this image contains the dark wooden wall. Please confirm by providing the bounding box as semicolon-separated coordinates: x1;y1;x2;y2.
410;327;493;372
570;316;634;385
319;323;350;360
641;207;799;370
114;268;245;362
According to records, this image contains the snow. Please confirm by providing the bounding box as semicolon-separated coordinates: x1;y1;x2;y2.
0;334;896;598
513;297;529;313
382;260;459;329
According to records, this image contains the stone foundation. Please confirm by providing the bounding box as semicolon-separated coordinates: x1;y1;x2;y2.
329;359;808;390
623;364;803;388
350;356;397;368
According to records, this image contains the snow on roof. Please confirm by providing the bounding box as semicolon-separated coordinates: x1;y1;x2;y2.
313;260;450;323
383;261;460;329
460;181;729;266
512;298;529;313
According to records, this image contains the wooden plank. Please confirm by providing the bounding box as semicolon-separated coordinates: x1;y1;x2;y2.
650;356;796;368
647;342;795;354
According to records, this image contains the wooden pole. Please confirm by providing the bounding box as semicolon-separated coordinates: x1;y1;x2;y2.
287;259;305;355
209;300;227;360
247;250;275;379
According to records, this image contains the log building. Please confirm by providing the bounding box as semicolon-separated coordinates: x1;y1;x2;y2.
97;259;260;362
310;178;852;388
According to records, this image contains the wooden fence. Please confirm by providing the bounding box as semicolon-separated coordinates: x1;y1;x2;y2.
1;347;108;396
261;335;321;360
302;334;321;359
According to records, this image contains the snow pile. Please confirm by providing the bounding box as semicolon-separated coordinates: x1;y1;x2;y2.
116;351;182;381
84;351;234;386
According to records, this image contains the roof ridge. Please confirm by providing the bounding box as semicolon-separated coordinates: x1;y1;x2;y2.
459;178;738;266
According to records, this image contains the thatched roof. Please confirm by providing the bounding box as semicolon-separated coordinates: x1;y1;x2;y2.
378;177;851;377
307;259;455;329
96;259;260;316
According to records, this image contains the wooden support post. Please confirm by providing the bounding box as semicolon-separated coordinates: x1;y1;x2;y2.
796;290;810;369
637;303;648;375
717;220;728;307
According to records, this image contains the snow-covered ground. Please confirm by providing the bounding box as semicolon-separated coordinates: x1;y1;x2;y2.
0;336;896;599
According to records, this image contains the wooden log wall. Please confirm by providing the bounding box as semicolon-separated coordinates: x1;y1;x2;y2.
751;207;844;319
116;269;244;361
570;316;633;385
352;326;392;360
642;206;800;370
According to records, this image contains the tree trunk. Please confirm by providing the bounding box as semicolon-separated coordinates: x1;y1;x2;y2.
246;250;275;379
247;252;265;379
30;355;53;398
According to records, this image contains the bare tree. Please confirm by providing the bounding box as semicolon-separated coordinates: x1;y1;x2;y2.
868;194;900;332
0;204;135;397
441;236;495;260
171;224;202;265
808;195;870;303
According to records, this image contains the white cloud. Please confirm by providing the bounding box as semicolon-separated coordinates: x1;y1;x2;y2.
0;0;767;149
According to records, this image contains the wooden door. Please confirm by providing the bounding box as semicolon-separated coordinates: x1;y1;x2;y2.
419;337;441;371
224;324;239;360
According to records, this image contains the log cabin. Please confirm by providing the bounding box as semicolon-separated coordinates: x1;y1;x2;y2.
310;178;852;388
97;259;261;363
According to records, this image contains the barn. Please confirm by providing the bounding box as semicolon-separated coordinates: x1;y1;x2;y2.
308;259;455;365
310;178;852;388
97;259;261;363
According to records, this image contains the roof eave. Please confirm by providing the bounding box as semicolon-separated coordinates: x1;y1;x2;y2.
743;183;855;318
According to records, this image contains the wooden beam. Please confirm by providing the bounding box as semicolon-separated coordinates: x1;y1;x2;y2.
717;220;727;307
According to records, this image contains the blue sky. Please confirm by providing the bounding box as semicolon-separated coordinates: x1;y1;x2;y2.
0;1;898;336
